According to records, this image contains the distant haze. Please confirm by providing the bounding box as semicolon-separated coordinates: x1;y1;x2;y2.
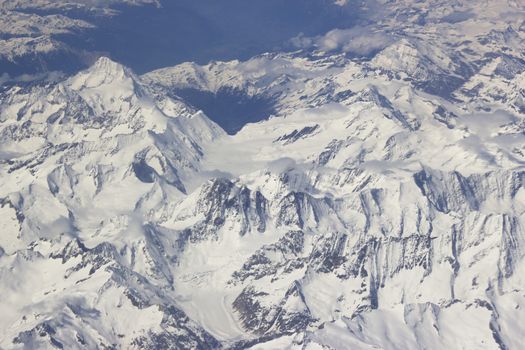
68;0;358;73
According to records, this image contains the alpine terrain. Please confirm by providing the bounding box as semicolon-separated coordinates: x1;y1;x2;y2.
0;0;524;349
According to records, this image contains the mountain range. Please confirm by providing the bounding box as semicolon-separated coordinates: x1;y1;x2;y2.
0;0;524;349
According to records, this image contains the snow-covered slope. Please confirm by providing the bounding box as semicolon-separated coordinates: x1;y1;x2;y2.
1;0;525;349
147;53;525;349
0;57;226;348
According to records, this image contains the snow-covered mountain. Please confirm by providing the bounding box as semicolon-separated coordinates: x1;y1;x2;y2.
1;0;524;349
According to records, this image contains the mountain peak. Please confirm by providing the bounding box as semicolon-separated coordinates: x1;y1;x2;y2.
88;56;133;82
92;56;125;72
68;56;135;91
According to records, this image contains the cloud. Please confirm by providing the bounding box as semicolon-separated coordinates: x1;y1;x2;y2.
0;71;65;85
266;157;297;174
292;27;395;57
